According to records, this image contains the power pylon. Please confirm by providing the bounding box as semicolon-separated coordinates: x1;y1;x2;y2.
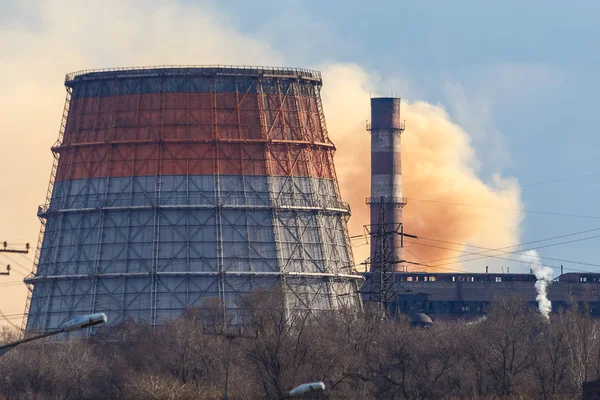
368;196;400;311
364;198;418;315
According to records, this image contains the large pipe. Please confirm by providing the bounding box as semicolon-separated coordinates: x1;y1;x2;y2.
369;97;405;272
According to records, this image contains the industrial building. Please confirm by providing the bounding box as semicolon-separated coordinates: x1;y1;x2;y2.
361;96;600;319
363;271;600;319
23;66;364;333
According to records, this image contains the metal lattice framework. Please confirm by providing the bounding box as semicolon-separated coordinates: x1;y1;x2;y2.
23;66;363;332
366;196;400;310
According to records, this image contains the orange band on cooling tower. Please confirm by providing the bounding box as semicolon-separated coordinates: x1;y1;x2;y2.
62;93;326;145
54;141;336;181
56;91;335;181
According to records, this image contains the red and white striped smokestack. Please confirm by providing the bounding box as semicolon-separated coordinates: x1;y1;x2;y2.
368;97;406;271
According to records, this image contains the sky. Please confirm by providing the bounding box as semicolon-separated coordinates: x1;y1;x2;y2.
1;0;600;326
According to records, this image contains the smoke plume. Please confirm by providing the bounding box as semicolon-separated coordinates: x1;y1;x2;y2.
520;250;553;319
322;65;524;272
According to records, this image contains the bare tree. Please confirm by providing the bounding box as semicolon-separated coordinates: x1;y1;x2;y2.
532;311;572;399
0;290;596;399
563;301;600;391
465;297;540;398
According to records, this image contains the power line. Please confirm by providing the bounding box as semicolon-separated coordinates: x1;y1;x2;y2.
402;247;429;270
406;241;551;270
359;243;587;275
0;281;24;288
0;309;24;331
17;253;34;264
403;246;425;263
0;313;23;318
0;266;26;278
429;233;600;269
353;227;600;273
415;237;600;269
412;227;600;265
426;172;600;203
351;226;600;267
352;225;600;249
0;316;23;321
406;237;600;272
0;254;29;277
354;257;514;276
405;197;600;220
510;172;600;189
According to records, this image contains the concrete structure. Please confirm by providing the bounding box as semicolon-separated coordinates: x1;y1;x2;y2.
367;98;406;270
364;98;407;307
23;66;363;333
362;271;600;319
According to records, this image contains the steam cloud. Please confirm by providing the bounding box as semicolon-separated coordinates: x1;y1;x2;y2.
520;250;553;319
322;65;524;272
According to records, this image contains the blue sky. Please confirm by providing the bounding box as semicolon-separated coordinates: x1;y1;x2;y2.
204;0;600;270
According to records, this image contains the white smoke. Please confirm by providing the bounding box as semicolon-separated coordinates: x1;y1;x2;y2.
520;250;553;319
465;315;488;326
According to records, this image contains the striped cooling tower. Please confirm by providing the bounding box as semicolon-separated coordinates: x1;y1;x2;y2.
24;66;363;332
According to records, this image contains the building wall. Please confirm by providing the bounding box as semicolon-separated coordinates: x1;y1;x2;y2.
362;272;600;318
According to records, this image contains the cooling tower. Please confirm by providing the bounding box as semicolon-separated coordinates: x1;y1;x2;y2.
23;66;363;332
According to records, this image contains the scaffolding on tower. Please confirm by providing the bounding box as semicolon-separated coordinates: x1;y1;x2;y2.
22;65;364;333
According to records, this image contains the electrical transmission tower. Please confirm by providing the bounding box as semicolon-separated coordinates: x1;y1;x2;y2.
368;196;401;312
365;197;419;315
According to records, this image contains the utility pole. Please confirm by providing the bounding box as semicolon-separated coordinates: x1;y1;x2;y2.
0;242;30;254
203;328;258;400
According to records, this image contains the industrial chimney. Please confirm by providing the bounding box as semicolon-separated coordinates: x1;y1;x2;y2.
368;97;406;275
